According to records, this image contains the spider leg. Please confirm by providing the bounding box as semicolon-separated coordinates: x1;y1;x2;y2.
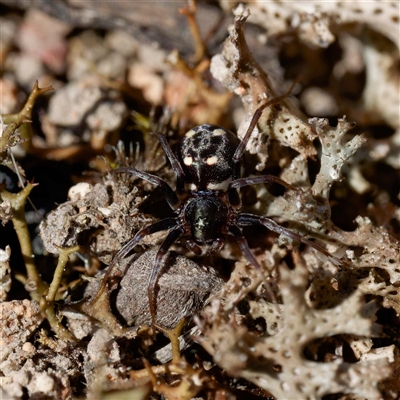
227;224;279;305
186;237;225;256
209;237;225;254
148;227;184;325
156;132;186;197
91;217;177;305
227;225;262;270
186;239;203;255
114;166;180;210
237;213;346;265
230;175;297;191
232;80;297;163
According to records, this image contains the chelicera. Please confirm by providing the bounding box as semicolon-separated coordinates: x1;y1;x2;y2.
97;93;345;325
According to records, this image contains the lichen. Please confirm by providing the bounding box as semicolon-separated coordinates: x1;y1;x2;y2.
197;261;390;399
39;172;154;261
0;246;12;302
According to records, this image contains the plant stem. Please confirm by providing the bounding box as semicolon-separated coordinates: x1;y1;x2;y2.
0;183;47;298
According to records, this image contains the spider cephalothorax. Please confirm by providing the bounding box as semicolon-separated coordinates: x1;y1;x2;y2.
95;93;346;326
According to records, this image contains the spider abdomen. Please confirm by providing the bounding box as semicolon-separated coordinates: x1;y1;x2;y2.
184;196;228;244
180;124;240;191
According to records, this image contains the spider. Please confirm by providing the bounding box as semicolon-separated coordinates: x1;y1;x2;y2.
95;92;345;326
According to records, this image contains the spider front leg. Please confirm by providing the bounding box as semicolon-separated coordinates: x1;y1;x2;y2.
232;82;297;165
114;166;181;210
230;175;298;192
156;132;186;197
237;213;347;265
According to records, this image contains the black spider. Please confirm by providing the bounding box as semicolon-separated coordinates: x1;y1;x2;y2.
97;94;345;325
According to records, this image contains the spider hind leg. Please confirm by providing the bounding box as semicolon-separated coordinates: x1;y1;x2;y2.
237;213;347;266
227;224;280;306
148;227;184;325
90;217;177;306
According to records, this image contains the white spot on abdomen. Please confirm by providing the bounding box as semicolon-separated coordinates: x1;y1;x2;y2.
185;129;196;138
207;177;232;190
206;156;218;165
184;156;193;166
212;129;226;136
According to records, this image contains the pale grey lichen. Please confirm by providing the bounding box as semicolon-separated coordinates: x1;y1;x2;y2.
39;173;154;261
197;260;391;400
0;199;13;225
0;246;11;302
246;1;400;51
337;216;400;281
310;117;367;200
